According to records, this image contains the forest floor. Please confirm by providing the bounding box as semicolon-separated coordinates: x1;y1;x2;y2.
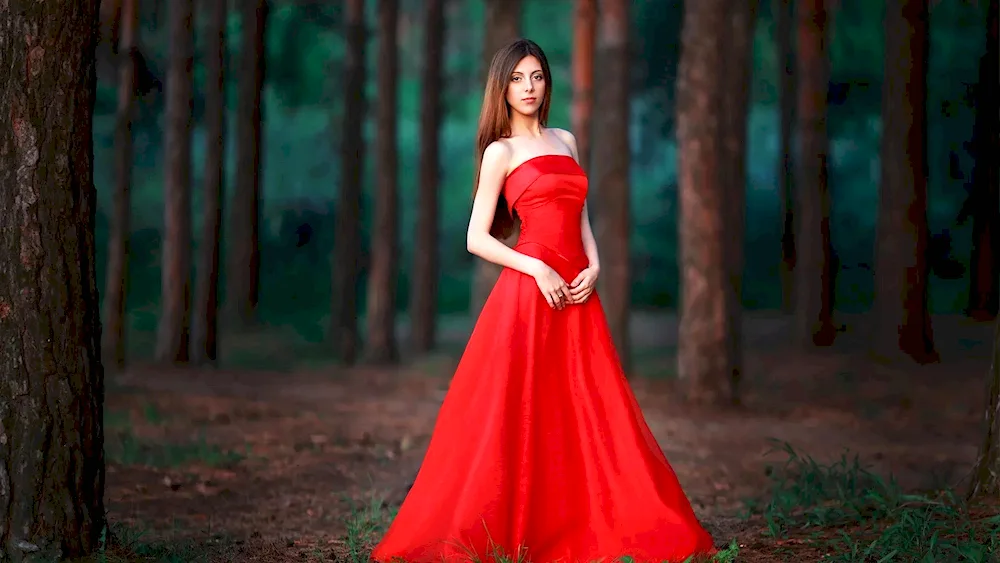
96;311;998;562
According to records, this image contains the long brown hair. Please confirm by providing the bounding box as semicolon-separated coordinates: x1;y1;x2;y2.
473;38;553;239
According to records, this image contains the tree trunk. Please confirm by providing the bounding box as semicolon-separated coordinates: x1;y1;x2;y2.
0;2;106;558
470;0;522;318
968;0;1000;322
719;0;759;404
365;0;401;364
410;0;445;355
191;0;227;366
102;0;139;371
970;296;1000;498
776;0;796;314
331;0;367;365
676;0;729;402
154;0;194;364
591;0;632;374
227;0;267;326
572;0;596;173
874;0;937;363
793;0;837;348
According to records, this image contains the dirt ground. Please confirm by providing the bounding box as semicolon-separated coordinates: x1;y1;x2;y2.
102;312;994;562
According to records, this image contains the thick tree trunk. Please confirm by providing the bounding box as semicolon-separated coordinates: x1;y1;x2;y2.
572;0;596;173
154;0;194;364
365;0;401;364
591;0;632;374
676;0;729;402
102;0;139;371
227;0;267;326
410;0;445;355
191;0;227;366
874;0;937;363
793;0;837;348
776;0;797;313
470;0;522;317
0;2;106;559
331;0;367;365
968;0;1000;322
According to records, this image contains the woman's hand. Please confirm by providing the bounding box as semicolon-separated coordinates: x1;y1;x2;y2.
568;265;599;304
532;263;571;310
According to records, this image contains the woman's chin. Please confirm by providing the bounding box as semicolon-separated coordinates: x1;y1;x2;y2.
512;105;540;118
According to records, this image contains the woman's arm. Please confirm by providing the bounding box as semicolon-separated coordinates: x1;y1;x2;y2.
466;141;546;278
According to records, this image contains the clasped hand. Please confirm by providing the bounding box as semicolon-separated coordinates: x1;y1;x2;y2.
533;263;599;310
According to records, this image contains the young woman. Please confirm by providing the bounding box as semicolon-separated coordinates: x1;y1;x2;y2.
371;39;715;563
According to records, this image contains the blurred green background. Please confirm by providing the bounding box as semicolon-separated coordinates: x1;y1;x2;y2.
92;0;991;349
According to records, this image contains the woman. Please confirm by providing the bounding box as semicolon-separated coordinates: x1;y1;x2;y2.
371;39;715;563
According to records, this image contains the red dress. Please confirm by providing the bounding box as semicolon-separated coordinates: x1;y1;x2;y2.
371;154;715;563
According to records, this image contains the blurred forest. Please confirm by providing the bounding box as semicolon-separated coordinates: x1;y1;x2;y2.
94;0;993;357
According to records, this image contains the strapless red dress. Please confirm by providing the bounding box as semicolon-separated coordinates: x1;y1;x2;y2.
371;154;714;562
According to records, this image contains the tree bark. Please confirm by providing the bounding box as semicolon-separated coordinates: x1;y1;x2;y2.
331;0;367;365
776;0;797;314
191;0;227;366
410;0;446;355
102;0;139;371
154;0;194;364
227;0;267;326
470;0;522;318
874;0;937;364
0;2;106;558
968;0;1000;322
365;0;401;364
572;0;596;173
793;0;837;348
591;0;632;374
676;0;729;402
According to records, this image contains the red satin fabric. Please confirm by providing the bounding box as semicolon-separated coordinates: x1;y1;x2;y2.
371;154;715;563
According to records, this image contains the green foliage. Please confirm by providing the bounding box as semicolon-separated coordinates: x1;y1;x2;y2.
92;0;996;336
747;440;1000;562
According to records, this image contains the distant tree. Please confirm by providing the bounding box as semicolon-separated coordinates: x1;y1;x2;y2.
155;0;195;364
591;0;632;373
331;0;367;364
103;0;140;370
191;0;228;365
793;0;837;348
873;0;937;363
469;0;522;317
967;0;1000;322
0;1;106;558
365;0;401;364
410;0;446;355
776;0;796;313
571;0;596;173
228;0;268;326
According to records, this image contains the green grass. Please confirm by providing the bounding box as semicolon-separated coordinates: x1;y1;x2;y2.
745;440;1000;562
103;407;249;469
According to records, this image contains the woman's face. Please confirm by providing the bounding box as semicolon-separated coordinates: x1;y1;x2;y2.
505;55;545;117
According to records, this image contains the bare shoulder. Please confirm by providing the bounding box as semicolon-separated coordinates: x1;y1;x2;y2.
549;128;578;150
482;139;513;167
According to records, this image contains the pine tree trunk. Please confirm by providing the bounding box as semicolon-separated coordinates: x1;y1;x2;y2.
676;0;729;402
154;0;194;364
410;0;445;355
572;0;596;173
874;0;937;364
331;0;367;365
227;0;267;326
191;0;227;366
591;0;632;374
365;0;401;364
968;0;1000;322
470;0;522;318
793;0;837;348
0;2;106;558
102;0;139;371
776;0;797;314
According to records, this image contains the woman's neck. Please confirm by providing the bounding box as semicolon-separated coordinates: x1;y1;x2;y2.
509;112;543;138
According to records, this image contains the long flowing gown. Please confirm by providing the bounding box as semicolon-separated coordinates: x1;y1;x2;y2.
371;154;715;563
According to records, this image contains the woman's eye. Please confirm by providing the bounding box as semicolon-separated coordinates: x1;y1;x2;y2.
511;76;521;82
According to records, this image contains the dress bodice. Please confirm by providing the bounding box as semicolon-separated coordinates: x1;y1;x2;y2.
503;154;589;279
